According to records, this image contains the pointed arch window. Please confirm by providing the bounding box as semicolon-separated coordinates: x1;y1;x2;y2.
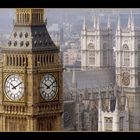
122;44;130;66
88;43;95;65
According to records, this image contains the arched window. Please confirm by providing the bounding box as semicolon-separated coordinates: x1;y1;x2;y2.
19;56;22;66
88;43;95;65
103;43;108;66
122;44;130;66
26;57;28;66
138;44;140;66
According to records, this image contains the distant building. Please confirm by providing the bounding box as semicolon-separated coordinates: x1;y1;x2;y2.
63;12;140;131
81;16;114;70
63;47;81;69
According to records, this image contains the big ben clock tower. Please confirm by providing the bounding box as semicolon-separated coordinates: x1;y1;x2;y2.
0;8;63;131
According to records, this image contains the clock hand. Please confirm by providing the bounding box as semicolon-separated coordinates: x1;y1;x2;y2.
41;81;50;89
11;83;16;89
13;82;22;89
48;81;56;88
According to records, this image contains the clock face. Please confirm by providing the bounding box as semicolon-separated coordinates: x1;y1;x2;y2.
40;74;57;101
5;75;24;101
122;72;130;86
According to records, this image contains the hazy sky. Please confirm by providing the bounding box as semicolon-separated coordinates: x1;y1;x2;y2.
0;8;140;35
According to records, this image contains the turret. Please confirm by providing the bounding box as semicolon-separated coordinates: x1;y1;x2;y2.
117;14;121;31
96;16;100;30
93;14;97;29
127;10;134;31
83;16;87;31
107;15;111;29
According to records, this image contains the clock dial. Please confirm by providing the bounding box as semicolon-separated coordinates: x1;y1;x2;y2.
40;74;57;101
122;72;130;86
5;75;24;101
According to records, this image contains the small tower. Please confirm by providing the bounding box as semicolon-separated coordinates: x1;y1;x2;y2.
107;15;111;29
93;14;97;29
96;16;100;30
127;10;134;31
83;16;86;31
117;14;121;31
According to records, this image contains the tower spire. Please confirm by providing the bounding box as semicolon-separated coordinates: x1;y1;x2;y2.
107;15;111;29
128;13;131;29
83;16;86;30
117;14;121;30
97;15;100;30
128;10;134;30
93;14;97;29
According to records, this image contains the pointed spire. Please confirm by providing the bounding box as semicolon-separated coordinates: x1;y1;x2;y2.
96;15;100;30
128;9;134;30
117;14;121;30
131;10;134;30
93;14;97;29
127;13;131;28
107;15;111;29
83;16;86;30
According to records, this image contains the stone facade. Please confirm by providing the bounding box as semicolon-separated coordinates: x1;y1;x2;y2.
64;12;140;131
115;13;140;131
81;16;114;71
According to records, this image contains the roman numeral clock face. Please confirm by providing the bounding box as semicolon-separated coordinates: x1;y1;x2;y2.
4;75;24;101
40;74;57;101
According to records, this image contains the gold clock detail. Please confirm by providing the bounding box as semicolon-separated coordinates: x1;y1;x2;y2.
4;75;24;101
122;72;130;86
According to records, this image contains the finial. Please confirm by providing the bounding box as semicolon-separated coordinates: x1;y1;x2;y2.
93;14;97;29
117;14;121;30
83;16;86;30
107;15;111;29
97;15;100;30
